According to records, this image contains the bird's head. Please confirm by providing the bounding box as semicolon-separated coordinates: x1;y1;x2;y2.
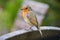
21;5;32;17
21;5;32;11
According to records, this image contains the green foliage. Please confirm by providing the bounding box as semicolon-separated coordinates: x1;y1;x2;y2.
35;0;60;26
0;0;23;32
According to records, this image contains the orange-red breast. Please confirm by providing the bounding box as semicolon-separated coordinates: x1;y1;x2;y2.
21;6;43;36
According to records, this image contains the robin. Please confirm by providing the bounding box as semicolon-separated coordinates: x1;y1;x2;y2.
21;6;43;36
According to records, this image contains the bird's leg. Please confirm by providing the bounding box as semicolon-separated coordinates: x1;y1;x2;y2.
30;26;34;31
24;26;33;31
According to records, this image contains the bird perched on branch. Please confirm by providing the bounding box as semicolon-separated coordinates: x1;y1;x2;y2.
21;6;43;36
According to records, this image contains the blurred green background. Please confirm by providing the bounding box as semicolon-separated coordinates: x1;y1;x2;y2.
35;0;60;27
0;0;23;32
0;0;60;35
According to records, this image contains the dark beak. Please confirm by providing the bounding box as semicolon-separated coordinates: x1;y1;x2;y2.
21;9;23;10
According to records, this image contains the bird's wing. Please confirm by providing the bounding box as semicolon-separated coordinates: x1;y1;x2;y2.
27;11;38;27
27;11;43;36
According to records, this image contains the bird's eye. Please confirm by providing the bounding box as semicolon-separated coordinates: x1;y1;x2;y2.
25;8;28;9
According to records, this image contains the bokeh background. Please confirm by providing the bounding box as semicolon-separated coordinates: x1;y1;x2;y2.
0;0;60;36
0;0;23;35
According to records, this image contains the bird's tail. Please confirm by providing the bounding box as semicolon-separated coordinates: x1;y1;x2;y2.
38;26;43;37
37;25;43;36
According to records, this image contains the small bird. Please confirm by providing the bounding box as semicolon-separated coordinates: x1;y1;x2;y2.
21;6;43;36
